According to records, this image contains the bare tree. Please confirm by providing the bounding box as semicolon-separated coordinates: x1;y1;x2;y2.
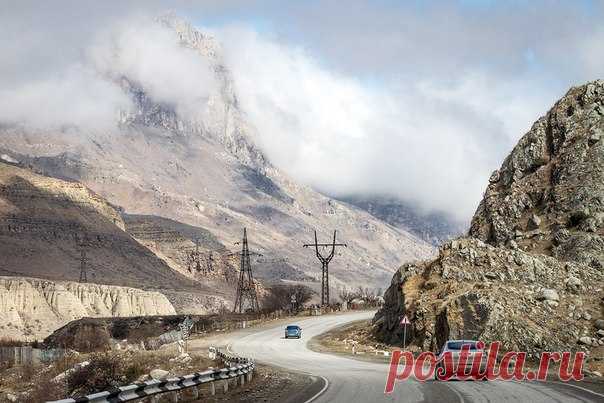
263;284;314;313
339;286;361;303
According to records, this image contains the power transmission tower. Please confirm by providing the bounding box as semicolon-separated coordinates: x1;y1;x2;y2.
233;228;260;313
303;230;347;306
75;234;89;283
187;238;202;273
187;238;218;275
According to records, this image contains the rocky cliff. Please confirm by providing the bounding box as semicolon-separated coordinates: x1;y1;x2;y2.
374;81;604;358
0;276;175;341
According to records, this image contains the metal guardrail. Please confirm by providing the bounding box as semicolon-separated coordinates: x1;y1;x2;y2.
48;347;254;403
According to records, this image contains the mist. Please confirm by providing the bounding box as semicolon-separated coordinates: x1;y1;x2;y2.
1;1;603;222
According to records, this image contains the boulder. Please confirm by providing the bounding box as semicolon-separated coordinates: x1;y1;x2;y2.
595;319;604;330
537;289;559;302
527;214;541;230
150;369;170;380
565;277;583;293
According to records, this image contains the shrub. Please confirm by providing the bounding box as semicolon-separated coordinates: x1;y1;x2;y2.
263;284;313;313
66;353;147;397
67;354;123;396
27;374;68;403
110;320;130;340
70;324;111;352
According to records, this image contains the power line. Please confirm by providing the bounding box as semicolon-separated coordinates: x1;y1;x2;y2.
303;230;347;306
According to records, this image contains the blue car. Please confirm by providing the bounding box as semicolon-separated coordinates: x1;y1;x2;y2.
285;325;302;339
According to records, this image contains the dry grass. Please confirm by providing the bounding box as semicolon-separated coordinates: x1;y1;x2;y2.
0;349;217;402
0;337;26;347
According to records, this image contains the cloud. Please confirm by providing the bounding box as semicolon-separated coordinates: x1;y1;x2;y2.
220;27;559;221
0;4;217;130
1;1;603;222
0;64;130;130
213;1;604;222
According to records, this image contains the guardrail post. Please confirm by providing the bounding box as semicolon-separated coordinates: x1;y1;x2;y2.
247;371;253;382
210;381;216;396
192;385;199;399
149;395;158;403
239;375;245;386
223;379;229;393
170;391;179;402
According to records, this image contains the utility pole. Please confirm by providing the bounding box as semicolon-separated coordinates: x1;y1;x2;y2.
303;230;347;306
232;228;260;313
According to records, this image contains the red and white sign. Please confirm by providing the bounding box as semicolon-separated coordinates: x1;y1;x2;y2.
400;315;411;325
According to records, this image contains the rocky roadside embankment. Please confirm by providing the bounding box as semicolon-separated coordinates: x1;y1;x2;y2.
374;80;604;370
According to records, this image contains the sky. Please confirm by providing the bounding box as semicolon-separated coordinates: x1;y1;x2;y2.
1;1;603;222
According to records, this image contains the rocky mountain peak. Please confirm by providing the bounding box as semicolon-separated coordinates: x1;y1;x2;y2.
0;15;434;317
157;13;222;61
470;80;604;267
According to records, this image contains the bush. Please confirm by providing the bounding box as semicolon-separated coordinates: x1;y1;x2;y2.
110;319;130;340
27;375;68;403
263;284;313;313
66;353;148;397
67;354;123;396
70;324;111;352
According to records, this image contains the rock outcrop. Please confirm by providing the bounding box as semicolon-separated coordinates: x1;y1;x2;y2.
0;276;175;341
374;81;604;358
470;80;604;267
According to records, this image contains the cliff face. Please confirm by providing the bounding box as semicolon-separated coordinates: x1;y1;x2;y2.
0;161;197;291
0;276;175;341
470;80;604;267
374;81;604;357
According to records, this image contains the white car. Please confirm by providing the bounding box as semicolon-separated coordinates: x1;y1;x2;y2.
435;340;488;380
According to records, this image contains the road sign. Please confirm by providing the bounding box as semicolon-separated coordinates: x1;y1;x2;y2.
400;315;411;349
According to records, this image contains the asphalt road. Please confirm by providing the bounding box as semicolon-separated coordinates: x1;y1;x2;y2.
229;311;604;403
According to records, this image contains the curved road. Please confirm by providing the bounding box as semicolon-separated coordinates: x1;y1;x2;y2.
229;311;604;403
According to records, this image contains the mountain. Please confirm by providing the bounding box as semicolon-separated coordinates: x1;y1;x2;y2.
0;15;433;302
373;80;604;356
0;161;194;291
339;195;466;246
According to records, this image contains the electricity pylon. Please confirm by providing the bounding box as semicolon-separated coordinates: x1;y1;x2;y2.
232;228;260;313
303;230;347;306
75;234;89;283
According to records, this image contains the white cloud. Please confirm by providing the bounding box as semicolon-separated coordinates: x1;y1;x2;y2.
1;1;602;222
89;17;217;119
221;28;557;220
0;64;129;129
0;10;217;130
